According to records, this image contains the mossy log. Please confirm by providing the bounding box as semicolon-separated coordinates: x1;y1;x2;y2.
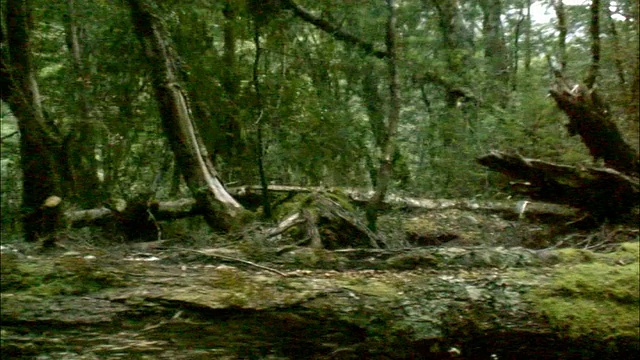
1;242;638;358
264;192;385;249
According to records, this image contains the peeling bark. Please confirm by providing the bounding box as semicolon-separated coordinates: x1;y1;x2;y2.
127;0;244;231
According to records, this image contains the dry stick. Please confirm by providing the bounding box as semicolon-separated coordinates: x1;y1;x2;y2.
177;248;288;277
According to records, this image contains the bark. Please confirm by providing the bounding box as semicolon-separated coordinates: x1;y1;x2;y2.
550;75;639;175
362;67;388;150
524;0;532;72
512;7;526;91
603;0;625;85
367;0;401;232
425;0;477;146
3;242;637;358
4;0;69;243
127;0;244;231
584;0;601;89
64;186;581;234
480;0;510;105
431;0;473;74
264;192;384;249
252;25;272;219
215;0;244;162
553;0;568;71
0;25;11;103
477;150;639;222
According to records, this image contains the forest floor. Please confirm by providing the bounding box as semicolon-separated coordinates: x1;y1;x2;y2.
1;207;638;359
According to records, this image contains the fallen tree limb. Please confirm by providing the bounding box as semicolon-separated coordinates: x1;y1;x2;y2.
65;186;580;237
2;242;638;358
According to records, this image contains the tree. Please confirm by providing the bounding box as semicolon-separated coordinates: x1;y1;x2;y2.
552;0;568;71
479;0;510;104
2;0;70;243
584;0;601;88
127;0;246;231
366;0;402;232
62;0;104;208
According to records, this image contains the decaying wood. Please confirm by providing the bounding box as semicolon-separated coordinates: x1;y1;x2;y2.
176;248;288;277
478;150;639;221
264;192;385;249
476;73;638;225
65;185;580;239
549;74;639;175
2;243;637;358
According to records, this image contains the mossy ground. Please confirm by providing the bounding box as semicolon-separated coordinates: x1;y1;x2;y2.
526;242;639;344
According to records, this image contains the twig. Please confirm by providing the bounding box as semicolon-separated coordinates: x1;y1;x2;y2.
177;248;288;277
1;130;19;141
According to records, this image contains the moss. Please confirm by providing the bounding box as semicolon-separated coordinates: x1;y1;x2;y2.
272;194;312;219
1;255;124;296
229;209;257;231
553;248;597;264
283;248;346;269
325;190;356;212
386;252;439;270
338;278;400;298
526;243;640;341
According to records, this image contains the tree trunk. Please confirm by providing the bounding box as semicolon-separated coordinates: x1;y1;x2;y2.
367;0;401;231
62;0;104;208
4;0;69;243
512;7;525;91
603;0;626;85
480;0;510;105
428;0;476;148
550;75;639;176
477;150;639;222
553;0;568;71
584;0;601;89
524;0;532;72
252;24;272;219
127;0;245;231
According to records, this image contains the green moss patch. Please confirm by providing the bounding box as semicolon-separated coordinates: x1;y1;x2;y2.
527;243;639;341
1;253;125;296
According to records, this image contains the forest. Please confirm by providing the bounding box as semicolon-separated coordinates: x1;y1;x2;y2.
1;0;639;358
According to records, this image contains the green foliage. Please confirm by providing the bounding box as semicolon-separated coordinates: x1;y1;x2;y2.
1;0;638;237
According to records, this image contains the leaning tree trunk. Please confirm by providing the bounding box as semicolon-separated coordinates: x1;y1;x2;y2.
3;0;69;243
128;0;245;231
549;74;639;176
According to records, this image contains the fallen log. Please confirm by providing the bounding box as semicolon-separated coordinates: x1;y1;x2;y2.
2;241;638;358
263;191;385;249
65;186;581;241
478;150;639;222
